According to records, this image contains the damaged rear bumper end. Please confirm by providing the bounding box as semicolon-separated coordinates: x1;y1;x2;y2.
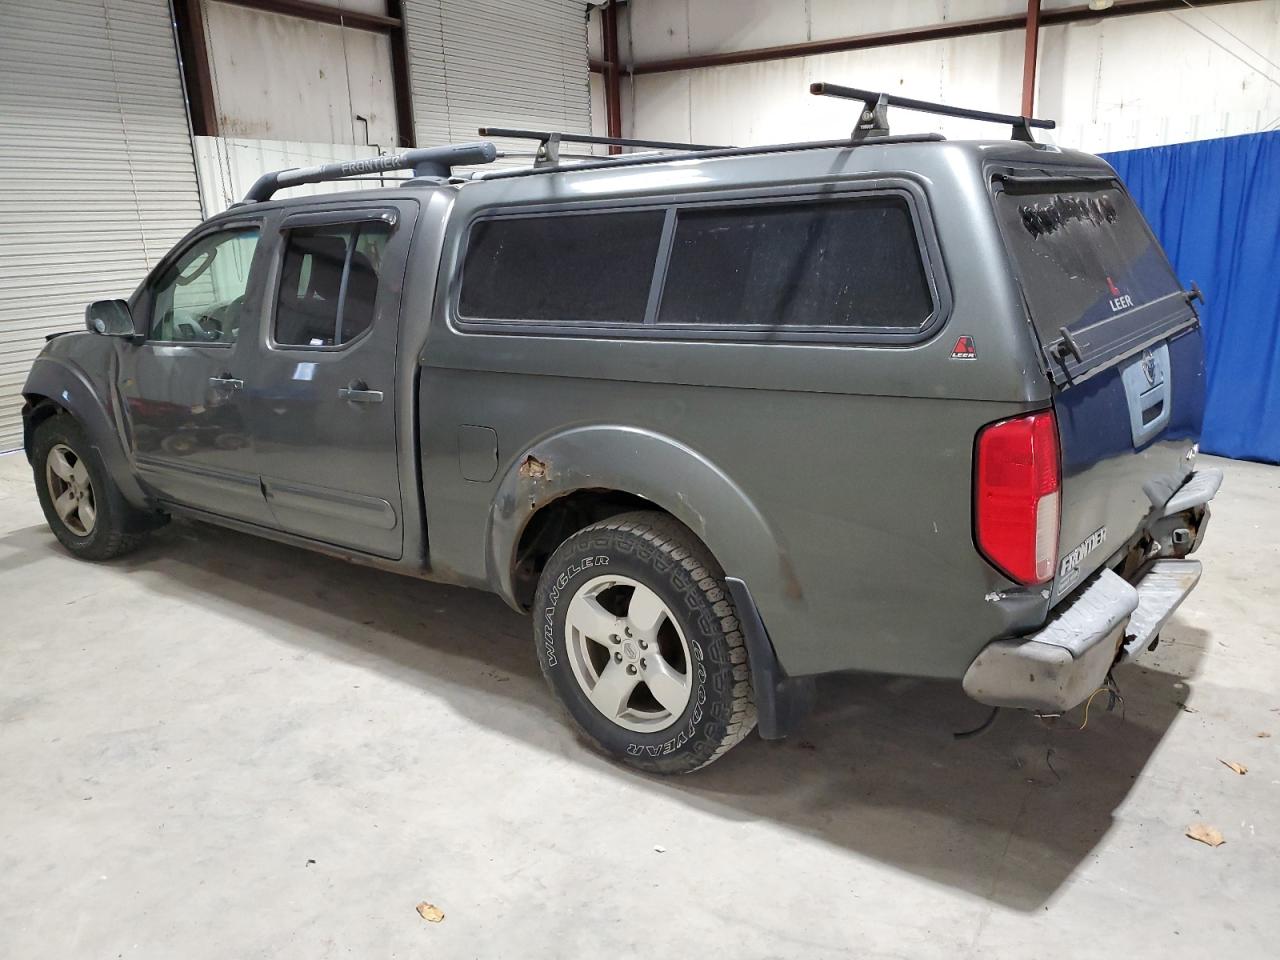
962;466;1218;713
962;560;1201;712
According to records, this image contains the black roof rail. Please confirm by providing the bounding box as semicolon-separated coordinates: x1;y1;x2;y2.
240;141;498;203
480;133;944;181
810;82;1055;143
478;127;726;166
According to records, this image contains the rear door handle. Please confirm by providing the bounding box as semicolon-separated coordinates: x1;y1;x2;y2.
338;382;383;403
209;376;244;390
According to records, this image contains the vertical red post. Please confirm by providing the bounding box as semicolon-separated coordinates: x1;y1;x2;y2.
603;0;623;154
1021;0;1041;118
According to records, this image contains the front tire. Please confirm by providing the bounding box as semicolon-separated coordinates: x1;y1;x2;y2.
534;511;756;774
31;414;150;561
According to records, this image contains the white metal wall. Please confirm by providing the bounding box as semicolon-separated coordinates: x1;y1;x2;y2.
193;137;384;216
202;1;401;148
404;0;592;160
609;0;1280;154
0;0;203;450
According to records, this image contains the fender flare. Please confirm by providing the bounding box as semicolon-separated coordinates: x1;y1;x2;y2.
22;355;151;508
485;423;804;610
486;424;812;739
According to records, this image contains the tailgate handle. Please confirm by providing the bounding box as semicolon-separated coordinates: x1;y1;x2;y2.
1121;345;1172;446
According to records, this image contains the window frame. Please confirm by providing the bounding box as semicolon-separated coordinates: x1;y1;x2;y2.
267;207;399;353
450;178;950;345
141;219;265;347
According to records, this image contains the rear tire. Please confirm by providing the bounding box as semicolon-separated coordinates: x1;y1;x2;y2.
31;414;151;561
533;511;756;774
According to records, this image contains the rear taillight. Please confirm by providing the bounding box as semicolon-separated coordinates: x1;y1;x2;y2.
974;410;1061;585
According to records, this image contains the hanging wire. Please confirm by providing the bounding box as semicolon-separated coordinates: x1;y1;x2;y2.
1178;0;1280;81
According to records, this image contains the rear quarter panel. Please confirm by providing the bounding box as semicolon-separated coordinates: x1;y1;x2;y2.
415;144;1060;679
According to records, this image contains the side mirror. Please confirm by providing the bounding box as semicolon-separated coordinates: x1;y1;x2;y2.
85;299;135;337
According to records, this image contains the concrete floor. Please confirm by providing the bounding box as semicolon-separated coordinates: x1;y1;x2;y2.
0;452;1277;959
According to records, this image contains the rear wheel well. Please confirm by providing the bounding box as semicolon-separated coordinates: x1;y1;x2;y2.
512;489;662;608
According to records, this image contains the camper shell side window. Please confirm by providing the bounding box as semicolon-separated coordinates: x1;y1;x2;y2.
453;183;948;344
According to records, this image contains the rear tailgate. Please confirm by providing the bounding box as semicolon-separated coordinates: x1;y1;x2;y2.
992;173;1204;599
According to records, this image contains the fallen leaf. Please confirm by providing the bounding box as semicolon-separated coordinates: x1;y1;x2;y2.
1218;759;1248;775
653;845;666;854
1258;732;1271;739
416;902;445;923
1186;823;1225;847
1176;702;1197;714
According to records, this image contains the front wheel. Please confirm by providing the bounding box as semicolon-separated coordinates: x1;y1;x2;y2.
32;415;151;561
534;512;756;774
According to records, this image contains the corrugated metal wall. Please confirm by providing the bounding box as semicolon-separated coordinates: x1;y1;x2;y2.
0;0;204;450
404;0;592;159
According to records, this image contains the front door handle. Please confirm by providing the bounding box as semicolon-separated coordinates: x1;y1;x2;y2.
209;376;244;390
338;382;384;404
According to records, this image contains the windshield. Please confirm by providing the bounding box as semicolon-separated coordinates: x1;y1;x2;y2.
994;179;1184;344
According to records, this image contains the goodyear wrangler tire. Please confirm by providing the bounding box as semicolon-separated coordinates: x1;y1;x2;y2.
534;511;756;774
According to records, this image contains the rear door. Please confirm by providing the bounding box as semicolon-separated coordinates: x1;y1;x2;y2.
992;173;1204;598
245;201;417;559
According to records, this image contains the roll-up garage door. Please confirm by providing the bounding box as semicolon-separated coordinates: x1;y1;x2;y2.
0;0;203;450
404;0;591;156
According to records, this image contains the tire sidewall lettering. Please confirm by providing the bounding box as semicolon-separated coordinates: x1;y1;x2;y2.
541;555;609;668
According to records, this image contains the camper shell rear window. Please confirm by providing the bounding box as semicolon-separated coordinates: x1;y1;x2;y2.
993;176;1191;376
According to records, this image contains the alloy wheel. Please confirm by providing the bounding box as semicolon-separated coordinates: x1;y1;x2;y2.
564;574;694;733
45;443;97;537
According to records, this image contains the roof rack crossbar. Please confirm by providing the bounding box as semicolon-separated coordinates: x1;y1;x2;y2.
241;141;498;203
478;127;726;167
810;82;1055;142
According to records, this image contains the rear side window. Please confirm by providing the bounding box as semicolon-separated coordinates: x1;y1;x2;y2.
275;222;391;347
657;196;933;329
459;210;666;324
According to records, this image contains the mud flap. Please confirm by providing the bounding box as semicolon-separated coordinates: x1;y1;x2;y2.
725;577;815;740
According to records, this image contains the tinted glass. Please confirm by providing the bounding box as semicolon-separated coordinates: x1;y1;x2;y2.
149;228;260;343
657;197;933;329
459;210;666;324
995;181;1183;339
275;222;391;347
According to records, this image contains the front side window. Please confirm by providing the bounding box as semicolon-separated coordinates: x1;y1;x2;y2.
657;196;933;329
149;227;260;343
274;222;392;347
458;209;666;324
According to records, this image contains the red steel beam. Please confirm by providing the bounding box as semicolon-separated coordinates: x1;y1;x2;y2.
385;0;416;147
602;0;623;153
172;0;219;137
595;0;1254;75
1022;0;1041;118
215;0;401;33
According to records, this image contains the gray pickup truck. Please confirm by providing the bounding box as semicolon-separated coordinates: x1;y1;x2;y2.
21;85;1219;773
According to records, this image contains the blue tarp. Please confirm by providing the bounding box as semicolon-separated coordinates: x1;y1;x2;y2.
1102;132;1280;464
